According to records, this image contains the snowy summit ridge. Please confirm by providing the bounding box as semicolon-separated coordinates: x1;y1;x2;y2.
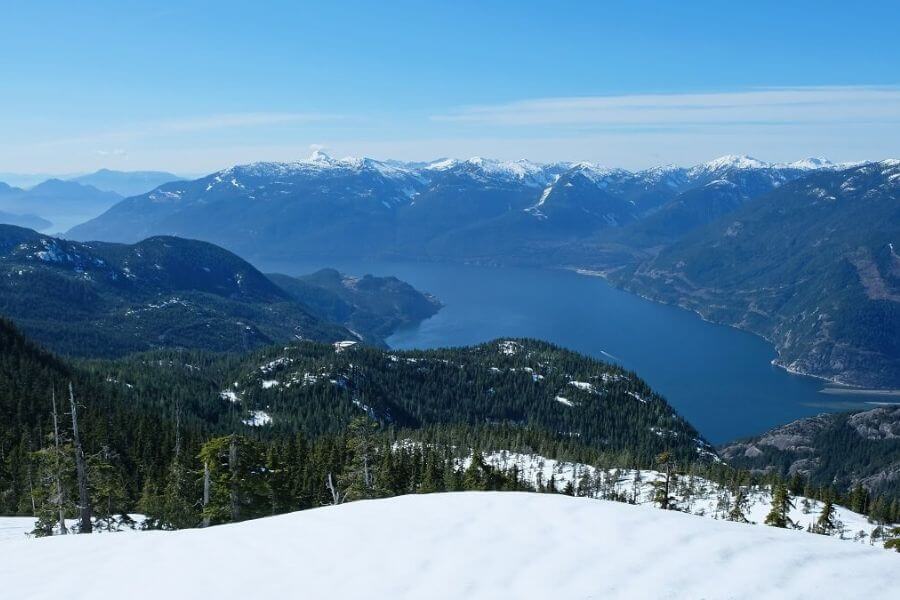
201;152;850;191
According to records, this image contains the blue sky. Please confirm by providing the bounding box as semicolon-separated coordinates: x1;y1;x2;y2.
2;0;899;173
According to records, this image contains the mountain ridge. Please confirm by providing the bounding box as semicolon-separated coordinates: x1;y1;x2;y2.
0;225;440;357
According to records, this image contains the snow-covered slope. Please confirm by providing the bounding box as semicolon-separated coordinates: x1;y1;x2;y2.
1;493;894;600
0;514;145;542
474;451;890;544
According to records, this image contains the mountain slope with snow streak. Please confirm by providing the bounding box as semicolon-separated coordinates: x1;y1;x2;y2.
1;492;895;600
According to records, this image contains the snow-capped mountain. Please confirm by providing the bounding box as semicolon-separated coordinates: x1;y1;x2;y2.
685;154;810;197
66;151;852;262
620;159;900;388
782;157;836;170
423;156;563;187
693;154;770;172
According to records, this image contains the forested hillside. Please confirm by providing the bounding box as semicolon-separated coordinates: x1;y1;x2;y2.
720;407;900;500
615;160;900;387
268;268;441;343
2;317;898;548
0;226;439;357
0;316;714;525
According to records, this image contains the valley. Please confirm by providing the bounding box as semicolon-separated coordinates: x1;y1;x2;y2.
64;154;900;391
4;4;899;597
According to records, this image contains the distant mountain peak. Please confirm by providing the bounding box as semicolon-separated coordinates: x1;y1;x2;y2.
424;156;553;186
306;149;338;164
783;157;835;170
699;155;769;171
570;162;631;179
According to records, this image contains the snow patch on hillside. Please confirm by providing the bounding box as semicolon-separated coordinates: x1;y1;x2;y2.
470;450;891;545
497;340;522;355
242;410;272;427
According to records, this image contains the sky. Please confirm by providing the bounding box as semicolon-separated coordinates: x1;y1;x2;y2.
2;0;899;175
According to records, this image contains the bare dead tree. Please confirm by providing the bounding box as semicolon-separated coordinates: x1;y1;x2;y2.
201;460;211;528
229;436;239;522
69;382;92;533
27;457;36;515
50;389;67;535
325;472;343;505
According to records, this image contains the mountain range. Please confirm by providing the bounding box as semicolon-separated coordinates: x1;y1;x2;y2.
65;152;899;387
0;170;182;232
614;160;900;388
67;152;838;260
68;169;182;197
0;179;122;232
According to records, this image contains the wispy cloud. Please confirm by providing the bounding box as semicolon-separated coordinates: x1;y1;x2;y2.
154;112;342;134
432;86;900;128
36;112;346;148
95;148;127;157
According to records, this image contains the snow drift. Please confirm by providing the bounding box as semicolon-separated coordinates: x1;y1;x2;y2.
1;492;895;600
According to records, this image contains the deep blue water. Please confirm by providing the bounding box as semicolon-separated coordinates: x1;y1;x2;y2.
260;259;880;443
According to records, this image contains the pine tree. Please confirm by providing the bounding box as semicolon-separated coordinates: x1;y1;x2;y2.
158;396;198;528
814;499;837;535
576;470;593;497
653;452;676;510
849;484;868;514
137;477;166;530
161;457;197;529
727;487;750;523
30;441;75;536
342;417;379;501
463;450;487;491
765;483;796;529
31;391;74;537
442;460;462;492
88;446;126;531
375;444;401;498
418;450;444;494
265;444;294;515
546;474;557;493
198;435;268;525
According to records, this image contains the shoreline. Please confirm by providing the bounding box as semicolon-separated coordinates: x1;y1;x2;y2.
819;387;900;398
566;266;896;394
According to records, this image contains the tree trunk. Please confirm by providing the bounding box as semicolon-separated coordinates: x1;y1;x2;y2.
174;398;182;460
363;450;371;491
201;460;211;528
69;383;92;534
51;390;67;535
229;436;239;522
27;459;36;514
663;463;671;510
326;472;342;505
